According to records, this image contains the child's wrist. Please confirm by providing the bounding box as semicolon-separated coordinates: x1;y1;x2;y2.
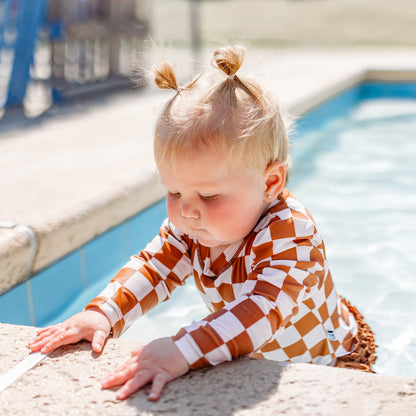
84;306;113;334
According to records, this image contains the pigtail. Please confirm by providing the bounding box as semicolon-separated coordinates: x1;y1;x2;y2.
212;45;245;78
211;45;260;103
154;61;202;98
154;62;181;93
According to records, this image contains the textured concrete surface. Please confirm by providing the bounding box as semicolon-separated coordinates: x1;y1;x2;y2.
2;48;416;294
0;323;415;415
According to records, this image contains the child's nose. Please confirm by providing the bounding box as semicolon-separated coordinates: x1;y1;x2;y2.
181;201;200;219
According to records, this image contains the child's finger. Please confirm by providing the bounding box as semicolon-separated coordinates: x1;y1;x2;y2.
102;362;141;389
30;336;59;353
113;355;137;374
28;336;47;350
30;325;61;346
40;336;67;353
29;327;62;351
114;369;152;400
91;329;108;353
148;371;170;401
36;326;54;335
28;342;43;352
130;345;145;356
39;327;82;353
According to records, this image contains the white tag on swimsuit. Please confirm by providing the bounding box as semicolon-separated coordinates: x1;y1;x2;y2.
327;329;337;341
0;352;48;393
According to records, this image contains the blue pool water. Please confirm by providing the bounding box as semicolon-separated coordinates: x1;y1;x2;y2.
292;96;416;377
1;81;415;377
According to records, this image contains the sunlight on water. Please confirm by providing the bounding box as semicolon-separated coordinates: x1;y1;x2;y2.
290;99;416;377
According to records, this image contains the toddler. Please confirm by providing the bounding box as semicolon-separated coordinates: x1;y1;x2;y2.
30;46;376;401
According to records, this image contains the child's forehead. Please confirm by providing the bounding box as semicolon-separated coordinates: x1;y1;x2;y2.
158;146;246;176
159;156;265;196
159;170;227;194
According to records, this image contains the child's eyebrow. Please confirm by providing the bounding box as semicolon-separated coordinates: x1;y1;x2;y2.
160;176;223;191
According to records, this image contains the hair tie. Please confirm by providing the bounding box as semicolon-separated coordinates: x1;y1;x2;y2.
176;87;183;94
227;74;236;80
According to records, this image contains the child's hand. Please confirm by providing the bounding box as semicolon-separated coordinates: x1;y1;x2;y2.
28;308;112;354
101;337;190;401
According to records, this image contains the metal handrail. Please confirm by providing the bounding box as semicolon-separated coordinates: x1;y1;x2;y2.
0;222;38;280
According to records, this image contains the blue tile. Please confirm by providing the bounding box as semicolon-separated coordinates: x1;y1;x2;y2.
360;81;416;100
83;225;128;287
0;281;32;325
30;251;84;327
45;276;115;326
294;85;360;139
128;199;167;254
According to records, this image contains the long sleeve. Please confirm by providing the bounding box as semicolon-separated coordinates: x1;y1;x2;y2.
85;219;193;336
172;207;327;369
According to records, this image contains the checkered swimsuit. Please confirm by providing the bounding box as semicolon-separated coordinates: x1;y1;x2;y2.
86;189;357;369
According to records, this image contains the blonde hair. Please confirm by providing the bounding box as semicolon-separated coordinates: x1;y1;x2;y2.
153;46;291;182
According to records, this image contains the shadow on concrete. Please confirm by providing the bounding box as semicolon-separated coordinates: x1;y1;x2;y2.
125;358;284;416
46;342;283;414
0;86;144;137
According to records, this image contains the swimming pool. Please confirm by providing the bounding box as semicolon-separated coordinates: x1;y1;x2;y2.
1;80;415;377
291;91;416;378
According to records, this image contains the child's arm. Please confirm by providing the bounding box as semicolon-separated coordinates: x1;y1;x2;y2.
29;308;111;353
30;220;192;353
85;220;193;337
101;337;189;401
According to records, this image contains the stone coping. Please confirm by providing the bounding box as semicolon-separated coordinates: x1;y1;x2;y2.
0;323;415;415
0;89;169;295
2;48;416;295
0;174;166;295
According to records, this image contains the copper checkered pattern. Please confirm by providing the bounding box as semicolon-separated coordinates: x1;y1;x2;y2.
86;189;357;369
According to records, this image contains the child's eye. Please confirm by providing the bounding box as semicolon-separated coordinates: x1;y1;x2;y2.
168;191;181;199
200;194;220;201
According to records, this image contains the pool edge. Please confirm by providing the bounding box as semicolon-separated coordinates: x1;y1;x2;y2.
1;322;415;415
0;171;165;295
289;69;416;117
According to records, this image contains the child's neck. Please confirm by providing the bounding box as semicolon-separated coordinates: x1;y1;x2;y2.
210;245;229;262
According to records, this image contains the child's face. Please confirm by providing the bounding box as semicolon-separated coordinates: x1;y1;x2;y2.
157;147;270;251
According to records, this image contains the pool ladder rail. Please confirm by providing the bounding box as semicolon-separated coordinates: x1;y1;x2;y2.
0;222;38;280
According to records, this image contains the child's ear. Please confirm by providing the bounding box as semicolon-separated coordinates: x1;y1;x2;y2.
263;161;286;202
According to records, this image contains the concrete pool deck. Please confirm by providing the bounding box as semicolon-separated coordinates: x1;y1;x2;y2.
1;322;415;415
1;47;416;413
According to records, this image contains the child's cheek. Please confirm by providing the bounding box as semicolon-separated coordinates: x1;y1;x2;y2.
204;199;232;226
166;198;179;223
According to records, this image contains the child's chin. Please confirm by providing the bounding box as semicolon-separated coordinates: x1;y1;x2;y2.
195;236;218;248
196;239;214;247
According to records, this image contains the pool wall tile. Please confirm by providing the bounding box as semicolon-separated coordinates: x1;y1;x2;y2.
79;248;88;288
0;199;167;327
30;251;84;326
83;226;130;287
0;281;32;325
295;85;361;139
360;81;416;100
128;199;167;254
